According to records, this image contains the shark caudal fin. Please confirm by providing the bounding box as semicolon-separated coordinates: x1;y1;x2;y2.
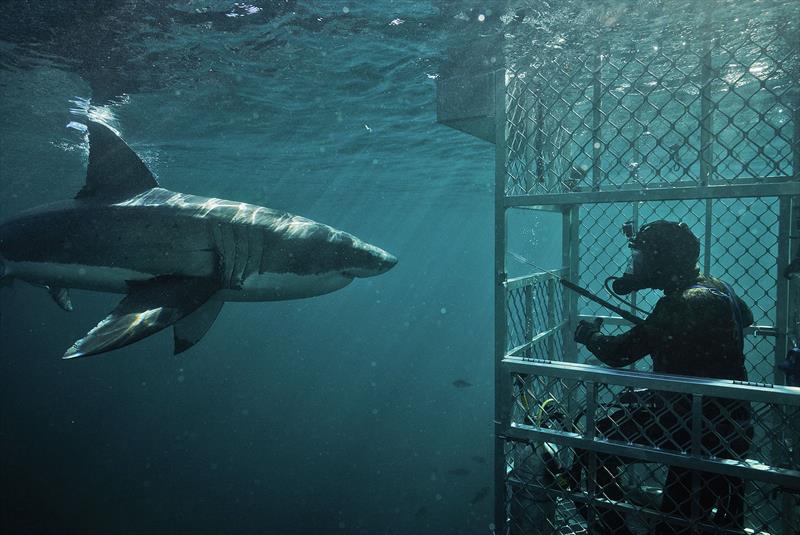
75;121;160;201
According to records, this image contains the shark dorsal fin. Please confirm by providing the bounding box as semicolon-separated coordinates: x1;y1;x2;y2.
75;121;159;201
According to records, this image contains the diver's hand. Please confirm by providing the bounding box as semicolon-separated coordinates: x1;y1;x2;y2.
575;318;603;345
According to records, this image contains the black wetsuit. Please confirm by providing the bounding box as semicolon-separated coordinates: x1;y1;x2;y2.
586;275;753;379
576;275;754;534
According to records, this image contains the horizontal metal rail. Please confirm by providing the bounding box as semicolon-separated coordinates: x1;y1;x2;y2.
506;476;758;535
502;358;800;405
505;180;800;207
504;268;566;291
506;320;568;357
504;424;800;489
577;314;780;337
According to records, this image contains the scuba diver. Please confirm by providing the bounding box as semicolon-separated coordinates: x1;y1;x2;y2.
571;220;754;535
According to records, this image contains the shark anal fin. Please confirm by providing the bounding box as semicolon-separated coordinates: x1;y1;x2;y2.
75;121;160;201
173;299;224;355
63;276;218;359
47;286;74;311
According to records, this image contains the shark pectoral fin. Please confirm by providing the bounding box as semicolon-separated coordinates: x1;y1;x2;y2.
47;286;74;312
75;121;160;201
173;299;224;355
63;276;219;359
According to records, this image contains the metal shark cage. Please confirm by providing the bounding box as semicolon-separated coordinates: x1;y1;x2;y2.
438;2;799;534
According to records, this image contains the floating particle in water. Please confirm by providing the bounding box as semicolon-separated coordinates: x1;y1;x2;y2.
389;18;404;26
440;307;447;314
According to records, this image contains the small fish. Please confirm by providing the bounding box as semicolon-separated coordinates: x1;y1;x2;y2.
471;456;486;464
452;379;472;388
446;468;470;476
470;486;490;505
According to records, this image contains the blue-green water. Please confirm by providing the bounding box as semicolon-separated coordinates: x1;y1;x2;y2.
1;0;797;534
0;2;494;534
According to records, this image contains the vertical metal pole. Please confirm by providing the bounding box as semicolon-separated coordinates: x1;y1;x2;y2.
699;17;715;279
775;198;797;535
791;195;800;348
585;381;598;526
591;49;604;192
631;202;640;314
775;196;792;385
561;210;572;359
493;68;511;535
691;394;703;532
630;85;642;313
534;85;545;187
783;86;800;535
703;200;713;276
546;277;556;359
791;99;800;347
562;206;581;363
699;24;714;186
524;284;534;358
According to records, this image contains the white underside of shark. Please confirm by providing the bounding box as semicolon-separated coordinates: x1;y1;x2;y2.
4;260;353;301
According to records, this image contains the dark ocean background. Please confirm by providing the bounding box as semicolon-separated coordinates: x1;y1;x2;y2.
0;2;497;534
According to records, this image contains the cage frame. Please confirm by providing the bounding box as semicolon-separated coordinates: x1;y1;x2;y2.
487;9;800;533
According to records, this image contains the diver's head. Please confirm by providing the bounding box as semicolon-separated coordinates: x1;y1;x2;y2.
612;220;700;295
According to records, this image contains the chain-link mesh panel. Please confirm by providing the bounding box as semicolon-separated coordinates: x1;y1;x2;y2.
505;439;790;535
503;3;798;196
502;362;799;535
712;197;780;325
573;196;782;383
497;3;799;533
505;272;567;360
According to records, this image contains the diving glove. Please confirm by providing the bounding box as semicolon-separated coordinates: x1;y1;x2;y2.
574;318;604;345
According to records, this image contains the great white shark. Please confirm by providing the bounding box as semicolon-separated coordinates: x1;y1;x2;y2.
0;121;397;359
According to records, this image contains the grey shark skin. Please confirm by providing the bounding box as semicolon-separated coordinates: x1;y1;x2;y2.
0;121;397;359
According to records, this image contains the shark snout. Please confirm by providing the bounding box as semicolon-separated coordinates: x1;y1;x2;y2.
344;245;398;278
373;250;398;275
